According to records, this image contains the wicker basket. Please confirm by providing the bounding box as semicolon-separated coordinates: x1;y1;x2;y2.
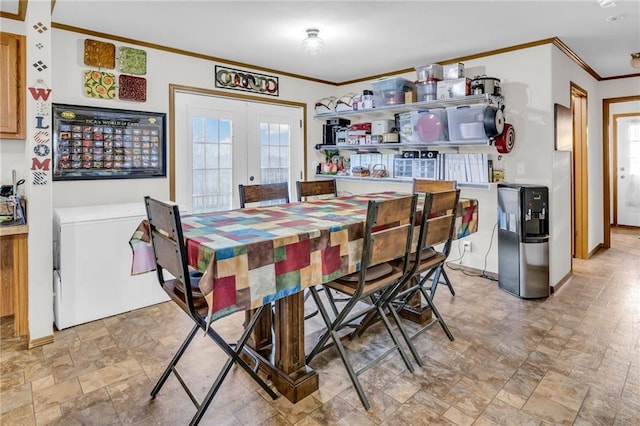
351;166;370;177
371;164;388;178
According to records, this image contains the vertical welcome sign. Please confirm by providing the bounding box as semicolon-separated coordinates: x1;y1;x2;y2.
28;81;52;185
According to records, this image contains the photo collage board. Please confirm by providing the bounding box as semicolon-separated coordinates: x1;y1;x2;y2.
52;104;166;180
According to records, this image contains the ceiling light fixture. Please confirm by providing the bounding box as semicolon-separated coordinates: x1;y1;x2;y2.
598;0;617;8
631;53;640;69
302;28;325;55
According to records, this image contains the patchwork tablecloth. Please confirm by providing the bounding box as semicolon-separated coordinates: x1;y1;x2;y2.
180;192;478;321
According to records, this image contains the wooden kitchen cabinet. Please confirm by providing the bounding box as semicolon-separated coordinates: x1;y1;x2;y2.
0;32;26;139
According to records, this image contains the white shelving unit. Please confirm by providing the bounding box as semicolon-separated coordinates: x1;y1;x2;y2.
314;94;504;189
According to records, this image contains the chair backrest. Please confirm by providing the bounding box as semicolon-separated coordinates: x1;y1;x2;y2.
416;189;461;256
144;196;199;318
296;179;337;202
356;195;418;290
413;179;456;193
238;182;290;208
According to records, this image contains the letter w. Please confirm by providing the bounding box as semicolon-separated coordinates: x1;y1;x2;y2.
28;87;52;101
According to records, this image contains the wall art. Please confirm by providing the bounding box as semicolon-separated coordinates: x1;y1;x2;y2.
214;65;279;96
52;104;166;181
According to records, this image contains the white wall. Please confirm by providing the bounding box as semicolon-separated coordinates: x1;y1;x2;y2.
51;29;332;208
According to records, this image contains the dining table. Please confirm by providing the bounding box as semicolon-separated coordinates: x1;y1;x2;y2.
179;191;478;402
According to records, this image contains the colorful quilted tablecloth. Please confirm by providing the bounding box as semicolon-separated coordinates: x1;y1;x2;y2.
180;192;478;321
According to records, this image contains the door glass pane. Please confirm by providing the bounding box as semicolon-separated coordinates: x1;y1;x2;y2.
191;116;233;213
259;122;290;184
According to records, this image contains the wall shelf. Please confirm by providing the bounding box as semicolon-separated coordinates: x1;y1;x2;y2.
314;94;503;121
315;140;493;151
316;174;495;189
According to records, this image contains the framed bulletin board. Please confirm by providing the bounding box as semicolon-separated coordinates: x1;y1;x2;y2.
52;104;166;181
554;103;572;151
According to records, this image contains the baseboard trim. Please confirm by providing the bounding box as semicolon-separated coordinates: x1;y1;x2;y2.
588;243;604;258
550;270;573;294
29;334;54;349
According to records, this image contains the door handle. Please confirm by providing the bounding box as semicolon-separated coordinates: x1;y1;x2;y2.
249;176;255;182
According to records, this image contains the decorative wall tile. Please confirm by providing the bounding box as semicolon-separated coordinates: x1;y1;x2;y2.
118;75;147;102
119;46;146;75
84;39;115;69
84;70;116;99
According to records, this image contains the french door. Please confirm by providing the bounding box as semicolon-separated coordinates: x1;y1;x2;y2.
616;115;640;227
174;91;304;213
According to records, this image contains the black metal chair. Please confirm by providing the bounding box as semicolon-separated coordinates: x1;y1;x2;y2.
305;194;419;410
413;179;458;296
238;182;290;208
384;189;459;367
296;179;337;202
144;196;277;425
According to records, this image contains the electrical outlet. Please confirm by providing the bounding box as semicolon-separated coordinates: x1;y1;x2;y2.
463;241;472;252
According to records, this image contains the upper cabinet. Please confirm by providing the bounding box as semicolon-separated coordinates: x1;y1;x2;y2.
0;32;26;140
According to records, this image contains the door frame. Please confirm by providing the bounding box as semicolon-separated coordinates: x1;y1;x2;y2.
168;84;308;201
602;95;640;248
571;82;589;259
612;112;640;226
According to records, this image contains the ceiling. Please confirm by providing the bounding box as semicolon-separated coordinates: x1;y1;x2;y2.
7;1;640;83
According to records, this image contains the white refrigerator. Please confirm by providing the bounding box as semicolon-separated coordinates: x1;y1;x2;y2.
53;202;169;330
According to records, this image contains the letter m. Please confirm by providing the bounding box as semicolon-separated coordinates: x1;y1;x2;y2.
31;158;51;170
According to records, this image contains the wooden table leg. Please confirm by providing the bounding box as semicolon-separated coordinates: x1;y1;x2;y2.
247;292;318;403
399;275;433;324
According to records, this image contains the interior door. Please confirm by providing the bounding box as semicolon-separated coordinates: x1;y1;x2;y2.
174;91;303;213
617;116;640;227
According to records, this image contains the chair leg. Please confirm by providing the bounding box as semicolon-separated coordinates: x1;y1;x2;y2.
191;305;277;425
375;303;415;372
305;286;336;364
330;328;370;410
417;285;454;341
385;303;423;367
151;323;200;398
440;268;456;296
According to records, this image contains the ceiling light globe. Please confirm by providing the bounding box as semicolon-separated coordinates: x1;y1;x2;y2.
302;28;325;55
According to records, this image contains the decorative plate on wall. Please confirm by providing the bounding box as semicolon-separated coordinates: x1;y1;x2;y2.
119;46;147;75
83;39;116;69
84;70;116;99
118;75;147;102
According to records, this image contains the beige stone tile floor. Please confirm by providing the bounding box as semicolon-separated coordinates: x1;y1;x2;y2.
1;227;639;425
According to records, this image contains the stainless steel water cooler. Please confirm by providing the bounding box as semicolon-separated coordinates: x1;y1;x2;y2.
497;184;550;298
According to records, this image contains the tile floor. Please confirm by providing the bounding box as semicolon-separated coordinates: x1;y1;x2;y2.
1;228;639;425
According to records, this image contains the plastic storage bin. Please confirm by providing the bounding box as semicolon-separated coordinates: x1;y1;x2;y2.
447;104;488;141
413;158;437;179
415;64;443;81
393;158;414;179
372;77;416;106
397;109;448;143
416;81;438;102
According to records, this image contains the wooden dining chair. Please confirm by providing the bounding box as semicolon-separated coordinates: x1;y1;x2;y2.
413;179;458;296
296;179;338;202
143;197;277;425
238;182;290;208
384;189;460;366
305;194;419;410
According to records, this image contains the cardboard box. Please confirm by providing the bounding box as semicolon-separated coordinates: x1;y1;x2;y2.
436;78;471;99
